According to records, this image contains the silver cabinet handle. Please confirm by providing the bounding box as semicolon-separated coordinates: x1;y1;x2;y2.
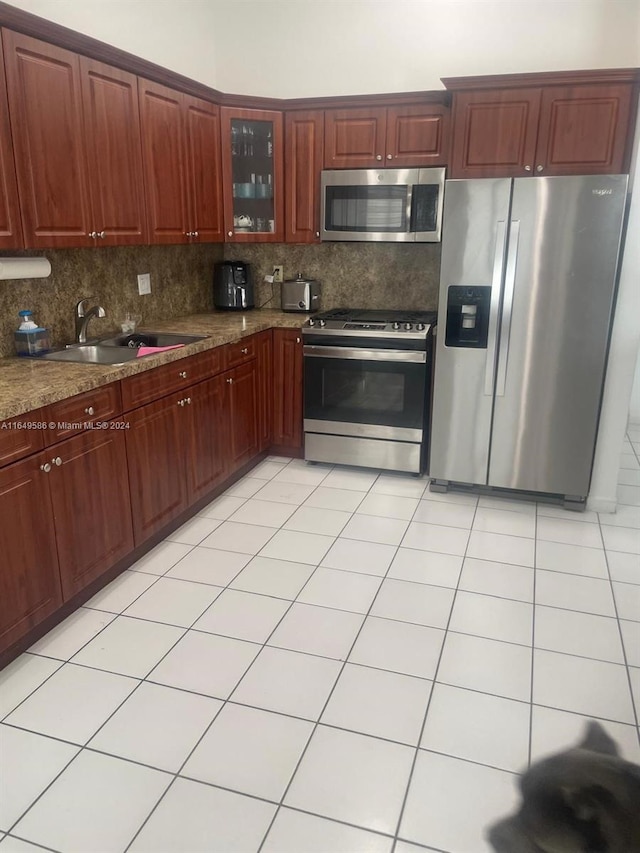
88;231;97;239
536;165;544;172
84;406;95;415
386;154;393;160
228;231;233;237
52;456;62;466
495;220;520;397
484;220;507;396
227;377;233;384
375;154;382;161
524;165;532;172
179;370;187;379
40;462;51;473
241;347;248;354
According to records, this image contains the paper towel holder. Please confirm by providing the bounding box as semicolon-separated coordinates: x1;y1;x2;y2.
0;257;52;280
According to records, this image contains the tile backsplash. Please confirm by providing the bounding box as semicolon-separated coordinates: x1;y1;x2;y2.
0;241;440;358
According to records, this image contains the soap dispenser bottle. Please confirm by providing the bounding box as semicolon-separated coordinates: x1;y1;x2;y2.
14;310;51;356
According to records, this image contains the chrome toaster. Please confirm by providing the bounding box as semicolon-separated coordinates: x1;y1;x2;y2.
281;274;321;313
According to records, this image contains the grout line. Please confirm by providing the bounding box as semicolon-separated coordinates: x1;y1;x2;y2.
529;501;539;766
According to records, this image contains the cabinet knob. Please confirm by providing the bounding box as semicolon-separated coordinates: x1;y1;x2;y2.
185;397;191;405
386;154;393;160
177;399;184;407
524;165;532;172
241;347;248;354
193;231;199;238
228;231;233;237
179;370;187;379
88;231;97;239
296;337;301;343
536;165;544;173
227;377;234;384
315;231;320;238
40;462;51;473
98;231;105;239
52;456;62;466
376;154;382;161
84;406;95;415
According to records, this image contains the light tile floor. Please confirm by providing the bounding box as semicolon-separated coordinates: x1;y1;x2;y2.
1;428;639;853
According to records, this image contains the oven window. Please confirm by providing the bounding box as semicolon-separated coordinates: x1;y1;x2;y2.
305;357;425;429
325;185;408;233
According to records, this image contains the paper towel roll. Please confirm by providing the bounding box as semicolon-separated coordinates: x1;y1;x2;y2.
0;257;52;280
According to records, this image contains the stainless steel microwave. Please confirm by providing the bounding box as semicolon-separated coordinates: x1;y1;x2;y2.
320;167;445;242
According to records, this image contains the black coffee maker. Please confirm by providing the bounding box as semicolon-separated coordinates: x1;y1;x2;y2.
213;261;255;310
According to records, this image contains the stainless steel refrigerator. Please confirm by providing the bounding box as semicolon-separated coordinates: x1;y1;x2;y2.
429;174;628;508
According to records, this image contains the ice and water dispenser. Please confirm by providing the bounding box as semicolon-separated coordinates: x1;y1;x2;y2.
444;286;491;348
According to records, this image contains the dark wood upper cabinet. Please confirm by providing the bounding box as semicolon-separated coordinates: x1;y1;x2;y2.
446;72;639;178
324;104;449;169
385;105;450;167
138;78;190;244
80;58;147;244
285;110;324;243
220;106;284;242
324;107;386;168
536;83;635;176
138;79;223;244
2;30;93;248
0;36;23;249
449;88;542;178
184;95;224;242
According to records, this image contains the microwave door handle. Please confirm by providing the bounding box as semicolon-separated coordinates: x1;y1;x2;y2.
484;219;507;396
495;220;520;397
406;183;414;234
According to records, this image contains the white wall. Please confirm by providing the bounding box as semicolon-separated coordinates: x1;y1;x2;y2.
630;349;640;423
5;0;640;97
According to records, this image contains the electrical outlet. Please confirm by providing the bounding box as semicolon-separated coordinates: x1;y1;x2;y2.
272;265;284;284
137;273;151;295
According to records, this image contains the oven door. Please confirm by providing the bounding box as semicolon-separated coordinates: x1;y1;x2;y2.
304;345;427;441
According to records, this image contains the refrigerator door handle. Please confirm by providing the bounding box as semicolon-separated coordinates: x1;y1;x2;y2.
495;220;520;397
484;219;507;396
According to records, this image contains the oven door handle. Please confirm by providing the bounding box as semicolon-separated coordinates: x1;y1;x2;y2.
303;345;426;363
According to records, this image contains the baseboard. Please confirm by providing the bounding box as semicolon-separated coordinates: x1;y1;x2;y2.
586;496;617;513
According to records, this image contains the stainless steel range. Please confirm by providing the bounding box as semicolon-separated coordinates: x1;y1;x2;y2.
302;309;437;473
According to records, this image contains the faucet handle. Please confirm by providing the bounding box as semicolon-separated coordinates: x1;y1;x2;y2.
75;297;94;317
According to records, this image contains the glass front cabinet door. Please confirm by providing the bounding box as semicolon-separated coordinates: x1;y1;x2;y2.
221;107;284;242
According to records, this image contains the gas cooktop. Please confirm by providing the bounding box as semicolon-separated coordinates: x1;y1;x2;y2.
305;308;437;335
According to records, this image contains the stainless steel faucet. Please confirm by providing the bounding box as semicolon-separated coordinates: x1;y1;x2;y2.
75;298;106;343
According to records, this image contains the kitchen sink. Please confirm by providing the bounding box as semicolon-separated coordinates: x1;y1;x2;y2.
40;331;209;364
98;332;208;348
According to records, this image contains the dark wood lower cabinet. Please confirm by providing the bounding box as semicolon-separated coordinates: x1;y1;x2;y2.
272;328;303;453
255;331;273;452
187;375;228;502
48;429;134;599
226;361;259;469
0;453;62;651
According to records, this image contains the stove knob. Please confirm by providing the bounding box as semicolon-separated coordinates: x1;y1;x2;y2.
416;323;426;331
308;317;315;326
392;321;401;331
404;322;413;331
318;319;326;327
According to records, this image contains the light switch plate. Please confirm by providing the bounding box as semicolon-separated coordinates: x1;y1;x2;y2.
137;273;151;295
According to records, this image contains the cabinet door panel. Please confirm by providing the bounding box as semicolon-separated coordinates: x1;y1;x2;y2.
2;30;92;247
0;414;44;466
184;95;224;242
49;429;134;599
0;453;62;653
138;78;189;244
324;108;387;168
272;329;303;450
187;376;228;502
537;84;634;176
386;105;450;167
450;89;541;178
227;362;259;470
0;36;23;249
285;110;323;243
126;392;188;544
80;58;147;244
254;331;272;452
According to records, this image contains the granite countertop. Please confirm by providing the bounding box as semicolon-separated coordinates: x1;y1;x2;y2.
0;309;309;421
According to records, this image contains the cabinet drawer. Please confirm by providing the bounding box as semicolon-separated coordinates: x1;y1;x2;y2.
45;383;122;442
121;347;223;410
225;336;256;368
0;411;45;467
